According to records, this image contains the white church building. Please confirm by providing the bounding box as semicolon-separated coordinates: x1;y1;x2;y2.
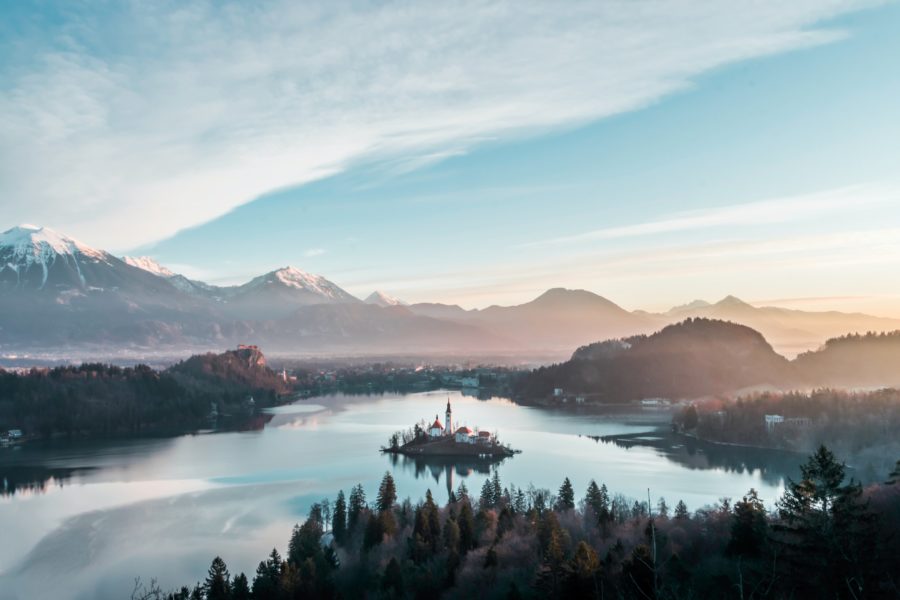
427;399;486;444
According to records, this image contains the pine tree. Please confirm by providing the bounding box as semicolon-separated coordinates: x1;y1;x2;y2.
332;490;347;545
480;479;495;509
251;549;282;600
376;471;397;512
348;483;367;531
458;500;476;553
382;557;403;596
674;500;690;520
231;572;251;600
775;445;876;597
491;470;503;506
203;556;230;600
727;488;767;557
556;477;575;511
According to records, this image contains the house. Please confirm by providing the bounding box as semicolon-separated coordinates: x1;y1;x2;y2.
455;426;474;443
428;416;444;438
7;429;23;440
553;388;564;397
575;396;586;405
765;415;784;432
476;430;492;445
459;376;479;388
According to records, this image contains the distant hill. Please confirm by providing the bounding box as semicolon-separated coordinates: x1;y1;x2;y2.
409;288;659;352
658;295;900;357
794;331;900;387
515;318;796;402
167;345;290;394
0;346;290;438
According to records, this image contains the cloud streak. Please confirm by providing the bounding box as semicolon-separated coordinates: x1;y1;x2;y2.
0;0;882;249
525;183;900;247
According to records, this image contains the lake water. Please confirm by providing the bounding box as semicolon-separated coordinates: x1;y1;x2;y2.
0;390;799;599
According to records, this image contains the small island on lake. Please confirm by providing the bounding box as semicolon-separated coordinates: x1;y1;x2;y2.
382;398;519;458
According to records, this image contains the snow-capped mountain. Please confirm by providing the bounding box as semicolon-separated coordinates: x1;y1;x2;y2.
0;225;176;294
223;266;360;319
122;256;175;277
0;224;112;290
365;290;408;307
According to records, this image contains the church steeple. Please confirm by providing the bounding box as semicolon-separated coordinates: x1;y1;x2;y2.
445;398;452;436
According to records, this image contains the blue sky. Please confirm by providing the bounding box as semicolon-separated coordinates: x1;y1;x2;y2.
2;1;899;313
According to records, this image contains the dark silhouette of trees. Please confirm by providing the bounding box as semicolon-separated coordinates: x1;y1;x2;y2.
157;447;898;600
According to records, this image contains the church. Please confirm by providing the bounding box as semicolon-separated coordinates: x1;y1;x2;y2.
427;399;484;445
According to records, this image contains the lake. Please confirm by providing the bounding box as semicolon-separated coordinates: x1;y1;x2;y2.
0;390;800;599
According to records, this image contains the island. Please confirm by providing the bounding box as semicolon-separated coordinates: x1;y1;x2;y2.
382;398;519;458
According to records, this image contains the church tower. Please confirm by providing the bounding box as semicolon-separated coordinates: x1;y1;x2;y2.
445;398;452;436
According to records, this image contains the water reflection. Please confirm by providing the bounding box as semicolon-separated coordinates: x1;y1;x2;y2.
386;451;508;497
593;431;803;485
1;465;95;497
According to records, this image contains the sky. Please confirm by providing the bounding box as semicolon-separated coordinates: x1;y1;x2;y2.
2;1;899;314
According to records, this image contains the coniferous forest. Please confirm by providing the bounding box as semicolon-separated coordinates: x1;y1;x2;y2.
133;446;900;600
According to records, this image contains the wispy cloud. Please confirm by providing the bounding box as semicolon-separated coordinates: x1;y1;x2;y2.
0;0;880;249
304;248;326;258
524;184;900;247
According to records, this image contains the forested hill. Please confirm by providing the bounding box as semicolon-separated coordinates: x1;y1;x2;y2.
0;347;290;438
515;318;796;402
168;345;290;394
793;331;900;387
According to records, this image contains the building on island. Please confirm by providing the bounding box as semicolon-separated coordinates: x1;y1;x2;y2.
455;426;474;443
384;397;517;458
428;417;444;438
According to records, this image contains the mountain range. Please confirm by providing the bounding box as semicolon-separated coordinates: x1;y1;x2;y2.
2;224;899;358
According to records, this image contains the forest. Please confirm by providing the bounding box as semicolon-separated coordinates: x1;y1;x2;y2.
134;446;900;599
674;388;900;480
0;346;288;437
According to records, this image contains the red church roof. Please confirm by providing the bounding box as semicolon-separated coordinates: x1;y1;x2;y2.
455;426;473;435
430;419;444;430
478;430;491;437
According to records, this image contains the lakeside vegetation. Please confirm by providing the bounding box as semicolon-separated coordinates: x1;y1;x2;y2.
674;388;900;480
0;347;289;439
134;446;900;599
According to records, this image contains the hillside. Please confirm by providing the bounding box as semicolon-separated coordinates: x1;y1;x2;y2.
0;347;290;438
794;331;900;387
515;318;796;402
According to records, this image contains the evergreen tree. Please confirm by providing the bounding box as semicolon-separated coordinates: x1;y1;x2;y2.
252;550;282;600
776;445;876;597
231;572;251;600
332;489;347;545
376;471;397;512
203;556;230;600
458;500;476;553
556;477;575;511
457;481;469;502
727;488;767;557
348;483;367;531
491;470;503;506
288;517;323;566
382;557;403;596
443;515;461;553
363;512;383;551
480;479;496;509
674;500;690;520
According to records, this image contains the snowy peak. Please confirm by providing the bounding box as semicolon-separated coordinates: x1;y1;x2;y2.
365;290;407;307
240;266;358;304
0;224;108;263
122;256;176;277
